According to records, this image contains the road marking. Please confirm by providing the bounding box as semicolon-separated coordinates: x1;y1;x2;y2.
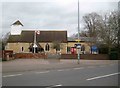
73;67;84;70
3;74;22;78
109;64;115;66
57;69;65;71
35;71;50;74
99;65;106;67
87;72;120;81
87;66;95;68
46;84;62;88
57;69;70;72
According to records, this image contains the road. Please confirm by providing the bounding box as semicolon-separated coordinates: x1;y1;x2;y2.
2;62;119;87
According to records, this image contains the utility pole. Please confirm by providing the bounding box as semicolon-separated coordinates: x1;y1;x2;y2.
77;0;80;64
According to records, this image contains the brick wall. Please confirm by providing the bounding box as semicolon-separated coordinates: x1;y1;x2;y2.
61;54;109;60
0;51;2;58
14;53;47;59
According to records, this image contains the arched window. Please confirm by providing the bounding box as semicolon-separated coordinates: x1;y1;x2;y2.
21;47;24;52
45;43;50;51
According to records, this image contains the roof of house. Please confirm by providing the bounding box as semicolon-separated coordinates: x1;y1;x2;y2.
12;20;23;26
68;37;95;42
7;31;67;43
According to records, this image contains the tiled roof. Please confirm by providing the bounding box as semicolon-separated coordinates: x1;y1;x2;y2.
7;31;67;43
68;37;95;42
12;20;23;26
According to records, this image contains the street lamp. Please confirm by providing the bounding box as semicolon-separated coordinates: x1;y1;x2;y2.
33;31;37;53
77;0;80;64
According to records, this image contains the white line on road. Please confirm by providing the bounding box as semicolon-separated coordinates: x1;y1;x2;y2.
35;71;50;74
3;74;22;78
99;65;106;67
87;72;120;81
57;69;64;71
109;64;115;66
73;67;84;70
46;84;62;88
57;69;70;72
87;66;95;68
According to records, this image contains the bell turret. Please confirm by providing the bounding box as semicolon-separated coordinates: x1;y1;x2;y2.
11;20;23;35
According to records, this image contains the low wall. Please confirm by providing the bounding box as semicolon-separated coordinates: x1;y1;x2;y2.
0;51;2;58
2;52;110;60
14;53;47;59
61;54;109;60
2;50;14;60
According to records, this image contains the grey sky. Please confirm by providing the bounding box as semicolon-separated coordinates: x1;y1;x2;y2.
1;0;119;37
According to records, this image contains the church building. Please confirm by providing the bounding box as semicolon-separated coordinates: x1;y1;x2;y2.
5;20;92;54
5;20;68;54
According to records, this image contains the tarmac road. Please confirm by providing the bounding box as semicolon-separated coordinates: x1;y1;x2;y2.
2;60;119;86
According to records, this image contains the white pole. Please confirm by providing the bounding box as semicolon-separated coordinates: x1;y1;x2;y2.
77;0;80;64
34;31;36;53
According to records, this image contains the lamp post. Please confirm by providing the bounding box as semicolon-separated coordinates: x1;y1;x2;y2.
77;0;80;64
33;31;37;53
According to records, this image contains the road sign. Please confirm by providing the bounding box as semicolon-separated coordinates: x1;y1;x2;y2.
33;44;38;47
75;44;81;48
91;45;98;52
77;45;81;49
36;31;40;35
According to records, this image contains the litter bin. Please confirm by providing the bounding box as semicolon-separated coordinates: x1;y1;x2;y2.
109;51;118;60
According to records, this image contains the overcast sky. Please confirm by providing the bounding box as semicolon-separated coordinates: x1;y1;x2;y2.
0;0;119;37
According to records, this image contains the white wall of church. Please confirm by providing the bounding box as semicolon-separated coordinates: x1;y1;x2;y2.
11;25;22;35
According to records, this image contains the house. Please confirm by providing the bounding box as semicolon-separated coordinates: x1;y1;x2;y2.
67;37;93;54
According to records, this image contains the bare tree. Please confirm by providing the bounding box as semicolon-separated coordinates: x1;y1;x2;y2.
83;12;102;37
118;2;120;57
79;31;88;37
82;12;102;49
98;11;119;53
82;11;119;54
2;32;10;50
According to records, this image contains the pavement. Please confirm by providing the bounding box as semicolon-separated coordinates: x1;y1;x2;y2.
2;59;118;73
2;59;119;86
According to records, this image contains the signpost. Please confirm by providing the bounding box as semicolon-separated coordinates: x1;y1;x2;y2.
75;43;81;64
33;30;40;53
